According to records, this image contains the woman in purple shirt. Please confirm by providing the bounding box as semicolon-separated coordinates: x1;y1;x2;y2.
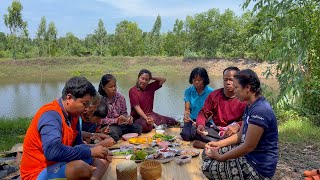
129;69;178;133
202;69;278;180
99;74;142;141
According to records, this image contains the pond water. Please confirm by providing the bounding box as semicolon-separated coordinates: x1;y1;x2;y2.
0;74;277;119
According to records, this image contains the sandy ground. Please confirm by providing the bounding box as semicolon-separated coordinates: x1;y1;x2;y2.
182;58;277;78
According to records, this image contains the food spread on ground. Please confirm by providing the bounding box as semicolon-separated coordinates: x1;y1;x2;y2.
153;134;176;141
128;137;153;144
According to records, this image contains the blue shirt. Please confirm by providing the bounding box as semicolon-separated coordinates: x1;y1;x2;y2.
37;98;91;162
242;96;278;178
184;85;214;120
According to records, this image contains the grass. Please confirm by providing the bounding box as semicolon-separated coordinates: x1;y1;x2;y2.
0;56;189;79
0;118;31;152
277;110;320;147
1;110;319;151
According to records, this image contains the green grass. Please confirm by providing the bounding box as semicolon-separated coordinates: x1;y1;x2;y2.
0;118;31;151
0;56;188;79
277;110;320;147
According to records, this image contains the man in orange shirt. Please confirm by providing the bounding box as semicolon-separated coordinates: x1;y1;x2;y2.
20;77;112;180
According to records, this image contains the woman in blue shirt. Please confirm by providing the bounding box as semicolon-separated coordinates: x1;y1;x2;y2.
180;67;213;141
202;69;278;180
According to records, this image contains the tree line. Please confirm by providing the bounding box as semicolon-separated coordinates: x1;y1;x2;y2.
0;1;263;59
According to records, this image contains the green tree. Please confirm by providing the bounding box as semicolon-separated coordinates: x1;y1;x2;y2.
112;20;143;56
93;19;108;56
145;15;163;55
164;19;187;56
36;16;47;57
3;0;27;59
47;22;57;57
243;0;320;122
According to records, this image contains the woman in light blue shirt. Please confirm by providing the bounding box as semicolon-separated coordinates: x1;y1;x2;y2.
180;67;213;141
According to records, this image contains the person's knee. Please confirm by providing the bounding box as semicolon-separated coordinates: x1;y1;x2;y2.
66;160;92;179
142;125;153;133
134;124;143;134
180;131;192;141
110;134;120;142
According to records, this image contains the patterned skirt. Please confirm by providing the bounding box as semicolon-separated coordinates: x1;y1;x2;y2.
201;146;270;180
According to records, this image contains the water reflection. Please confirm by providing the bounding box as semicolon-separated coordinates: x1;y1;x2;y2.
0;75;276;119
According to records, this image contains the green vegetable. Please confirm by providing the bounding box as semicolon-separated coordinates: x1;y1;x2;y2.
153;134;175;141
131;150;147;160
113;149;133;156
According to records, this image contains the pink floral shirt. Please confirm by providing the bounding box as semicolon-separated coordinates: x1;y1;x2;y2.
100;92;128;125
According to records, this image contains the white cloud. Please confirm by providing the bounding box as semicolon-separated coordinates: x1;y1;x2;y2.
95;0;225;18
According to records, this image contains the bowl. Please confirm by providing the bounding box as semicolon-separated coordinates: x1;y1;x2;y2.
155;124;167;130
122;133;139;141
155;129;165;134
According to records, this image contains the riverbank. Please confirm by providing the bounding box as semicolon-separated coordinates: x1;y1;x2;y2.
0;56;277;79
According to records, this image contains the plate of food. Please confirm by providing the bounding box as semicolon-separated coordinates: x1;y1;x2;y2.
126;150;148;163
128;137;153;144
111;149;134;156
122;133;139;141
179;149;200;157
146;151;175;163
153;134;176;142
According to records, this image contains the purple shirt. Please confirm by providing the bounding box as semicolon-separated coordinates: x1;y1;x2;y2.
129;81;162;119
100;92;128;125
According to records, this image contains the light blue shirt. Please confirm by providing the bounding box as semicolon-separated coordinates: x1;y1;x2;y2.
184;85;214;120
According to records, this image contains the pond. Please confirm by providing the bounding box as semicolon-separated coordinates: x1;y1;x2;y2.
0;74;277;119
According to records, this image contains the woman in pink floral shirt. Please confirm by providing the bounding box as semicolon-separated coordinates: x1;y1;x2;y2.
99;74;142;141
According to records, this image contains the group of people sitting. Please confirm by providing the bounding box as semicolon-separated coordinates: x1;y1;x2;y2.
19;67;278;180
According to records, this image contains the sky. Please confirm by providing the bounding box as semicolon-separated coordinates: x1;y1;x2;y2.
0;0;249;39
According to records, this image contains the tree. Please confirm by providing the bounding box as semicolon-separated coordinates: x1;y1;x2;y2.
112;20;143;56
93;19;107;56
36;16;47;57
47;22;57;57
163;19;187;56
3;0;27;59
145;15;163;55
243;0;320;121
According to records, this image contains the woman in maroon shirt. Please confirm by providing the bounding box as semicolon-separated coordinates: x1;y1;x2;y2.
129;69;178;133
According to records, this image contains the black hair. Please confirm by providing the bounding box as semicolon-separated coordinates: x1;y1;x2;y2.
234;69;261;96
136;69;152;88
62;76;96;100
138;69;152;79
188;67;210;86
223;67;240;75
92;100;108;118
98;74;116;97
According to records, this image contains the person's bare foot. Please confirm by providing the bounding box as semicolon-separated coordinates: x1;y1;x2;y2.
193;140;206;149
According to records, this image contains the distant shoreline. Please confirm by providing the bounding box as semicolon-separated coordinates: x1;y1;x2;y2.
0;57;277;79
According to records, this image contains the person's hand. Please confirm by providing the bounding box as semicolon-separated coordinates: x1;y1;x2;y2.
101;125;110;134
205;141;221;150
91;145;111;159
224;123;240;137
98;137;116;148
196;125;206;135
127;116;133;124
145;116;154;125
183;111;191;123
205;147;221;161
91;133;109;141
117;115;127;125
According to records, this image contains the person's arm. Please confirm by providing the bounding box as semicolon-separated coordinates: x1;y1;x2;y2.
129;88;148;120
208;124;264;161
151;76;166;86
196;92;214;127
38;112;91;162
206;122;243;149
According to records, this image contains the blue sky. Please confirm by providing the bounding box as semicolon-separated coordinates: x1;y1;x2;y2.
0;0;248;39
